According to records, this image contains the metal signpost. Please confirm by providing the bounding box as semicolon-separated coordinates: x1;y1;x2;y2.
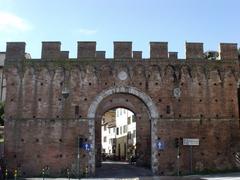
183;138;199;174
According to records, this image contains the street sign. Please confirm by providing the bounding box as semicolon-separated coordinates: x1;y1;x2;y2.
83;143;91;151
183;138;199;146
156;140;165;150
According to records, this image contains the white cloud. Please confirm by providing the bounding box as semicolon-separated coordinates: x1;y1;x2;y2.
0;11;32;32
78;28;97;35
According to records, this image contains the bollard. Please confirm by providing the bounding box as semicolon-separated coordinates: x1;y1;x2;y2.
14;169;17;180
85;166;88;177
67;168;70;180
42;168;45;180
5;169;8;180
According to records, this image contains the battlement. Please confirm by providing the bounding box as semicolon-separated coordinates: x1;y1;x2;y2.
5;41;239;61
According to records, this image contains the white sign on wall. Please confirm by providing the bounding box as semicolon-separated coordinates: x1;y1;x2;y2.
183;138;199;146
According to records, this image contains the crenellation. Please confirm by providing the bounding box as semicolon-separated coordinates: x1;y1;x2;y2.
41;41;61;60
114;41;132;59
186;42;204;59
6;42;26;60
60;51;69;59
96;51;105;59
150;42;168;59
77;41;96;59
168;52;178;59
220;43;238;60
133;51;142;60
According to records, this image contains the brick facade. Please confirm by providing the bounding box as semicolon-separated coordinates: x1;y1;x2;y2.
3;41;240;177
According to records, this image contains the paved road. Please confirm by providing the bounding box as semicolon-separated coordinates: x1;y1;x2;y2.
94;161;153;178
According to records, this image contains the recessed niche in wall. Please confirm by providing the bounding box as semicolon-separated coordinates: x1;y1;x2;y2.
40;82;44;86
139;82;142;86
166;105;171;114
84;98;87;101
38;98;42;102
89;82;92;86
105;82;108;85
155;82;158;86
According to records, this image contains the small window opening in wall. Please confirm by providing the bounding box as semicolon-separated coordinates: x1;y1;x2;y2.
59;139;63;142
198;83;201;86
60;82;63;86
126;99;128;102
11;83;15;86
231;99;234;102
56;115;60;118
217;152;221;156
105;82;108;85
84;98;87;101
148;74;151;78
181;82;184;86
10;98;14;102
216;114;219;118
229;83;233;86
179;114;182;118
201;152;205;156
178;99;181;102
158;98;162;102
79;115;82;118
200;114;203;118
59;154;63;158
21;138;24;142
38;98;42;102
58;98;62;101
35;138;39;142
13;155;17;158
215;99;218;102
89;82;92;86
139;82;142;86
40;82;44;86
75;106;79;116
33;115;36;119
214;83;217;86
166;105;171;114
216;136;220;140
160;115;163;118
199;99;202;102
155;82;158;86
202;137;206;140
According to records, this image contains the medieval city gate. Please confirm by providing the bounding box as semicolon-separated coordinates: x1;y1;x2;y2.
3;41;240;177
87;86;159;173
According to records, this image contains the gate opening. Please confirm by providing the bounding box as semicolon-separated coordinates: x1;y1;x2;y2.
101;108;136;163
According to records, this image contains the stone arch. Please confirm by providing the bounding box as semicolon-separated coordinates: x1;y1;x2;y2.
88;86;159;119
87;86;159;174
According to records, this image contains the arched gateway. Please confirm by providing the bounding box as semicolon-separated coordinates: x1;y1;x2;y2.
3;41;240;177
87;86;159;173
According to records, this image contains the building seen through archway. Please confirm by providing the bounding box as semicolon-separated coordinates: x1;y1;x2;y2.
101;108;136;162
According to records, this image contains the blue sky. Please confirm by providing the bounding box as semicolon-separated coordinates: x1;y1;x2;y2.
0;0;239;58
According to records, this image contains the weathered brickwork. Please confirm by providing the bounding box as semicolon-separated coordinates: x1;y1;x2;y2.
3;41;240;177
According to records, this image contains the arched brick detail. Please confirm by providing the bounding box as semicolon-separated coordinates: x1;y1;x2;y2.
87;85;159;174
